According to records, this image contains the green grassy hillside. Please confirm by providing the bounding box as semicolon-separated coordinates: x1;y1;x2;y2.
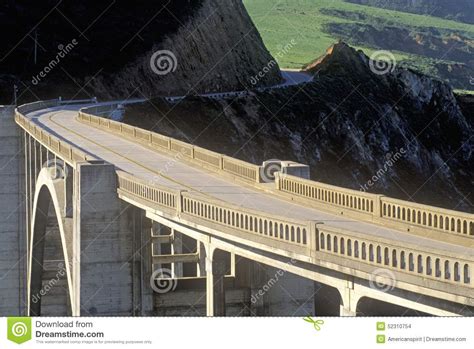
244;0;474;91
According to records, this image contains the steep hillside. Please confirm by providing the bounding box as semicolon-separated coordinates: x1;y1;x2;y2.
0;0;281;103
346;0;474;24
123;43;473;213
244;0;474;91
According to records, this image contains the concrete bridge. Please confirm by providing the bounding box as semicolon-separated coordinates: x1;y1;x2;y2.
0;99;473;317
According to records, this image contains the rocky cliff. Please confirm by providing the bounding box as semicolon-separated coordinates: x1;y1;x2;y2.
124;43;473;212
0;0;281;102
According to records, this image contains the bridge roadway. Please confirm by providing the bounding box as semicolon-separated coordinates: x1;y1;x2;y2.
27;103;470;256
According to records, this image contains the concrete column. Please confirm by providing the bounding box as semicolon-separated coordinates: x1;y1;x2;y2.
73;161;135;316
171;230;183;277
64;164;73;217
230;252;236;277
205;245;226;316
140;217;154;315
205;245;215;316
197;242;206;277
338;284;361;317
0;106;27;316
28;135;33;224
131;206;142;316
151;222;162;271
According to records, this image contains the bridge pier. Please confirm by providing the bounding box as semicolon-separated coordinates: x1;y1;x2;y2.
73;162;135;316
205;245;227;316
0;106;27;316
338;283;361;317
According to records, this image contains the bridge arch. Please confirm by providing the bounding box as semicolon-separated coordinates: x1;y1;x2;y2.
28;168;74;316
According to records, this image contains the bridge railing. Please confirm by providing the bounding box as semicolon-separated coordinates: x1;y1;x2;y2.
116;170;314;253
116;171;179;211
276;173;378;220
116;169;473;290
181;192;311;248
15;99;97;164
78;106;261;183
316;224;473;288
379;197;474;237
77;103;474;242
276;174;474;240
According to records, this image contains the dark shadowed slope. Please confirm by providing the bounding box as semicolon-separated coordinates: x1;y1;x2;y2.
0;0;281;102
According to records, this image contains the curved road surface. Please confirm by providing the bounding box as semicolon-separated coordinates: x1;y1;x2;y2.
167;69;313;101
25;103;472;256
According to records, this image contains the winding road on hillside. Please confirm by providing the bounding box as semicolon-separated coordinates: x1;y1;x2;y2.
166;69;313;101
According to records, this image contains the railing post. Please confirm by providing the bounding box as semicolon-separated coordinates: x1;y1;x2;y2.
275;172;281;190
218;156;223;170
256;166;262;183
374;195;384;222
177;190;186;216
309;221;319;259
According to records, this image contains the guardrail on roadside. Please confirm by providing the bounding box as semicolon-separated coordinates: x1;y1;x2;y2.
116;170;312;248
15;99;98;164
78;103;474;242
117;170;474;292
276;174;474;240
78;106;262;183
317;224;473;288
